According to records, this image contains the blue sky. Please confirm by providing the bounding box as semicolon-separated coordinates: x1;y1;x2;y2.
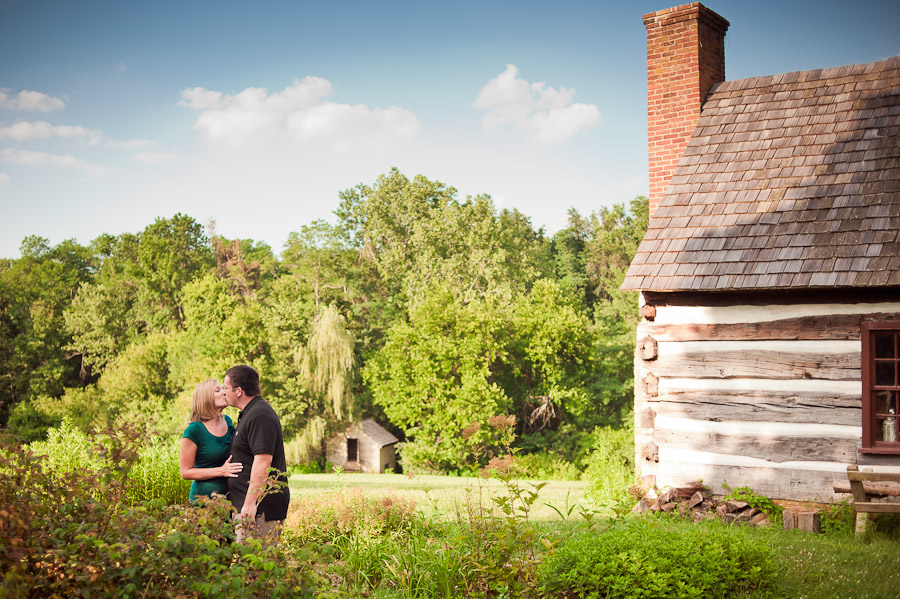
2;0;898;259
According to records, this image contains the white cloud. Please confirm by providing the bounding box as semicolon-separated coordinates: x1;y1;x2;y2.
0;120;155;150
0;120;103;143
473;65;601;144
131;151;175;164
0;148;106;176
0;173;9;185
109;138;154;149
0;89;65;112
179;77;420;151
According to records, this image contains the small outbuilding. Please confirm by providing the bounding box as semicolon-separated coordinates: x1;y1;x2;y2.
326;419;399;473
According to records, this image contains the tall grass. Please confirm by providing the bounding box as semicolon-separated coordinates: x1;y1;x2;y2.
128;440;191;504
27;417;190;505
584;425;636;505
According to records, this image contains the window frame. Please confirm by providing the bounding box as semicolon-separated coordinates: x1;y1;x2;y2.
860;321;900;454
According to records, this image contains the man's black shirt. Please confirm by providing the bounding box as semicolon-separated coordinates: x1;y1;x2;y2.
228;396;290;521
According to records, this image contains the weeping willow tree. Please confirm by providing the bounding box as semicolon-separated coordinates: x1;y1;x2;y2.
293;304;356;463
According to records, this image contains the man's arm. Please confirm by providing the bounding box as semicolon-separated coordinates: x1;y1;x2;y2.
239;453;273;520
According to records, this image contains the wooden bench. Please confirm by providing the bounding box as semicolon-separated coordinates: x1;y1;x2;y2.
846;464;900;537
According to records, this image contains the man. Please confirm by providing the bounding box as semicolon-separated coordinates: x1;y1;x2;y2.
223;364;290;542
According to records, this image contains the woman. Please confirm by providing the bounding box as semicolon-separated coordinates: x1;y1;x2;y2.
180;378;242;502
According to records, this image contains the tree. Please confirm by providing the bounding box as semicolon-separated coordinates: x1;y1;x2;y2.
364;285;510;471
280;221;353;310
336;168;547;307
1;236;93;432
584;196;649;424
133;213;214;331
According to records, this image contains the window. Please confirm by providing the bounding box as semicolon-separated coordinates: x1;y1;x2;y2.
347;438;359;461
861;322;900;453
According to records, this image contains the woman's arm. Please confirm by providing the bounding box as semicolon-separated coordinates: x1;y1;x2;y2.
179;437;243;481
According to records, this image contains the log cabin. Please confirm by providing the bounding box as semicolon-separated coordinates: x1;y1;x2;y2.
621;3;900;501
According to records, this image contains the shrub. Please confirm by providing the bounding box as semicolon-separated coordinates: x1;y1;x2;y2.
511;452;581;481
284;486;417;544
539;517;776;599
818;500;855;537
127;440;192;504
0;434;319;598
584;425;635;505
28;418;190;505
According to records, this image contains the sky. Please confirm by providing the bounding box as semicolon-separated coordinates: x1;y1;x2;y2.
1;0;898;259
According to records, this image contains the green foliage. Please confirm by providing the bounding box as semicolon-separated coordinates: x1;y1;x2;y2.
2;170;650;477
722;484;784;525
818;500;855;537
0;434;318;598
337;167;548;305
510;452;581;481
64;278;141;373
300;304;356;422
29;416;106;473
27;418;190;505
539;517;776;599
0;236;94;430
769;530;900;598
127;440;193;505
133;213;214;329
365;286;510;471
585;425;636;506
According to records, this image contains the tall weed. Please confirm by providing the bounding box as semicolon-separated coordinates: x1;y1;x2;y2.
27;417;190;505
584;425;635;505
284;486;417;544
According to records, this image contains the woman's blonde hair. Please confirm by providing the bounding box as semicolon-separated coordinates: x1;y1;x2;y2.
190;379;221;422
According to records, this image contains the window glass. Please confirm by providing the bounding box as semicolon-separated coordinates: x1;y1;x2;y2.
876;392;899;442
875;361;896;386
863;324;900;451
874;332;895;358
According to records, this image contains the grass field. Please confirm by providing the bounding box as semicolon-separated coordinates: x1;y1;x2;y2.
289;472;594;521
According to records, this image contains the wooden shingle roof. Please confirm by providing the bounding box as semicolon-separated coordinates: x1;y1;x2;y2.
360;419;399;447
623;56;900;292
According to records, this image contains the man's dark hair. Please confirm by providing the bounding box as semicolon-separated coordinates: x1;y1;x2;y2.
226;364;261;397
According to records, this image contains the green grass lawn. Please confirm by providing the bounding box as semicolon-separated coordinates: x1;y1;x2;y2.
289;472;593;521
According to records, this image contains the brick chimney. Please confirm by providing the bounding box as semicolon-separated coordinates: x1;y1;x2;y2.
644;3;729;218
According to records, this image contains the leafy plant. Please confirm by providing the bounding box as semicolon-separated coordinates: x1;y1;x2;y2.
584;424;635;506
28;418;190;505
0;433;320;598
722;484;784;525
539;517;776;599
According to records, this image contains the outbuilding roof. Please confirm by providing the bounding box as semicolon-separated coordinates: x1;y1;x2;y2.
360;419;399;447
622;56;900;292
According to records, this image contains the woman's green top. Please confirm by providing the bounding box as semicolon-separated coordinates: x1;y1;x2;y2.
182;415;235;502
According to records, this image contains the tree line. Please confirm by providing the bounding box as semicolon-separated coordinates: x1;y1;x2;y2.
0;168;648;473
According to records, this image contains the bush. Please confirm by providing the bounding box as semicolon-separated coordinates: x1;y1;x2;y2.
127;440;192;504
28;418;190;505
539;517;776;599
511;452;581;481
584;425;635;505
284;486;417;544
0;434;319;598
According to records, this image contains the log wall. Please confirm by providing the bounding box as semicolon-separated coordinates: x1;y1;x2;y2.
634;296;900;501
